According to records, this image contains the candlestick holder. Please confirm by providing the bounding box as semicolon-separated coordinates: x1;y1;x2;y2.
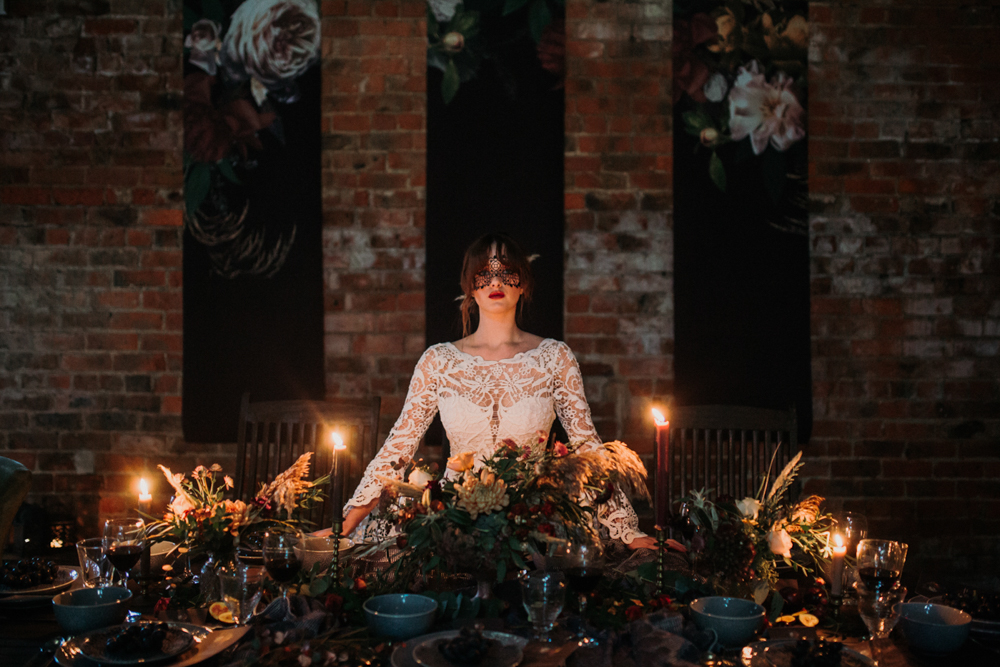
330;520;342;586
655;525;668;596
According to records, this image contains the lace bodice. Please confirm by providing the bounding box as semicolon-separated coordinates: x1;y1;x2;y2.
346;339;645;544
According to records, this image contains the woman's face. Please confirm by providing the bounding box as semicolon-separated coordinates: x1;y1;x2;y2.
471;251;523;315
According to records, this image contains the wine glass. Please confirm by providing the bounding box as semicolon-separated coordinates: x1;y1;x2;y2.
858;585;907;639
561;538;605;645
520;570;566;643
219;564;264;625
263;530;302;600
103;519;145;588
856;539;907;593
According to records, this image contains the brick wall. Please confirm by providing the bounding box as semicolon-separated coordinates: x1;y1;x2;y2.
564;0;672;458
0;0;190;538
804;3;1000;579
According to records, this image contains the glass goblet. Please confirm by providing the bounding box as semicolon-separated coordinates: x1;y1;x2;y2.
220;564;264;625
103;518;145;588
263;531;302;600
520;570;566;643
856;539;907;593
858;585;907;639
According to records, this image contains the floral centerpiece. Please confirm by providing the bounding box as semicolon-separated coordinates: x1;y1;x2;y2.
147;454;327;566
371;433;650;590
675;451;833;605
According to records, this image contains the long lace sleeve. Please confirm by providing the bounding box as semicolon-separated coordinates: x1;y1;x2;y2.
551;342;647;545
345;347;440;509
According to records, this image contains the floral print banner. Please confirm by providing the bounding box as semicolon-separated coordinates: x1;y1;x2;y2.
672;0;813;440
182;0;325;442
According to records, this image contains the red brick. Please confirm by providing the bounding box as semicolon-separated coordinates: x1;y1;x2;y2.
142;209;182;227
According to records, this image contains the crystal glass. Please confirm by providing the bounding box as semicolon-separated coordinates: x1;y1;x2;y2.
858;585;907;639
76;537;113;588
856;539;907;593
103;519;145;588
558;538;605;645
520;570;566;643
219;564;264;625
263;530;302;599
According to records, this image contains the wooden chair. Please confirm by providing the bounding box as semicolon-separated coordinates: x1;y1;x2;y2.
234;393;381;530
665;405;798;505
0;457;31;551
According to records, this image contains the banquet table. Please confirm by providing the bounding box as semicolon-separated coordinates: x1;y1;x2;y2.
3;594;999;667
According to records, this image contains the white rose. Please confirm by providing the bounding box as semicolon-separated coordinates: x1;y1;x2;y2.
703;72;729;102
220;0;321;89
185;19;222;75
735;497;761;520
767;528;793;558
408;468;434;487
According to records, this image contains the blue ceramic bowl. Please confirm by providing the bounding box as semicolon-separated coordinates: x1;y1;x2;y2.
690;596;766;648
898;602;971;654
362;594;437;640
53;586;132;634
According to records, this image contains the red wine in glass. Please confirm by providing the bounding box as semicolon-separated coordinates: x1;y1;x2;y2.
265;557;301;583
858;566;901;592
566;567;604;595
107;544;143;573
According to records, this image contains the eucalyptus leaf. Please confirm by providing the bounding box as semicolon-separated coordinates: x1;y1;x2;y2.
442;59;461;103
184;162;212;216
427;5;440;40
709;151;727;192
496;558;506;583
769;589;785;620
528;0;552;43
216;159;241;185
310;577;330;597
450;8;480;35
503;0;530;15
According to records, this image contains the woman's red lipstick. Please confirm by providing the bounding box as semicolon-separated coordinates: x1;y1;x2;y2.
489;291;504;299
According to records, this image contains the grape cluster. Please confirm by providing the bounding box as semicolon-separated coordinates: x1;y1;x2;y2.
0;558;59;589
438;626;495;665
105;623;170;655
790;638;844;667
944;587;1000;621
707;521;756;583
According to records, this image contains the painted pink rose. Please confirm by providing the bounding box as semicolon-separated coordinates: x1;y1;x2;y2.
220;0;321;90
728;61;805;155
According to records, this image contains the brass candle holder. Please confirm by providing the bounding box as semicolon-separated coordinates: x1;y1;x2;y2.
655;525;668;595
330;520;342;585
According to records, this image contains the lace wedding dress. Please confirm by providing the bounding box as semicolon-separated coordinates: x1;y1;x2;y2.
346;338;646;544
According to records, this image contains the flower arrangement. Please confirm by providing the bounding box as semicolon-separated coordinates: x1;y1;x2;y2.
147;454;327;562
675;451;833;604
372;433;650;587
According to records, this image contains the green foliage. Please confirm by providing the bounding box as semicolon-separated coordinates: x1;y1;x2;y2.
528;0;553;43
442;59;461;103
184;161;212;218
709;151;727;192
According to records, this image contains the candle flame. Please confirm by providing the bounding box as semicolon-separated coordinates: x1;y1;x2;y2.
651;408;668;426
139;478;149;495
834;533;844;548
330;432;346;451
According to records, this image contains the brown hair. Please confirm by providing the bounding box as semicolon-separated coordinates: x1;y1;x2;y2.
459;232;534;337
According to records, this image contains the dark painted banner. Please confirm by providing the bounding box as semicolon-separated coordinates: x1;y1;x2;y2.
182;0;324;442
672;0;812;440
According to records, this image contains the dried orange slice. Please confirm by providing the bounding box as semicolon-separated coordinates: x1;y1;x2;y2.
799;613;820;627
777;615;797;624
209;601;234;623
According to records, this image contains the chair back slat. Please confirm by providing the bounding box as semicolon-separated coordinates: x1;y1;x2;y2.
667;405;798;511
234;393;381;531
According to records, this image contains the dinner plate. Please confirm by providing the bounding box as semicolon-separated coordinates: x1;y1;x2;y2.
74;622;194;665
0;565;79;597
56;622;239;667
410;630;527;667
740;639;875;667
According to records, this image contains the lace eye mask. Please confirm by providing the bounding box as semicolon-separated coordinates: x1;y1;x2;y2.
473;256;521;290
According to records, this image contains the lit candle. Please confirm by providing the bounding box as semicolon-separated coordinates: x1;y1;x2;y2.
138;478;152;582
330;432;346;534
830;533;847;597
651;408;670;529
138;478;152;516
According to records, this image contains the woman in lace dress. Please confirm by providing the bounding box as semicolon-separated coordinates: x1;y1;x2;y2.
342;233;657;550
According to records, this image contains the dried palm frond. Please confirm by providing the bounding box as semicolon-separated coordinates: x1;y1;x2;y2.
767;450;802;501
790;494;824;525
535;451;606;498
602;440;652;504
376;474;424;499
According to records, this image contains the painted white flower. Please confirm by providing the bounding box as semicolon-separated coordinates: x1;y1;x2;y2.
408;468;435;487
728;61;805;155
703;72;729;102
767;528;793;558
220;0;321;90
735;497;761;520
185;19;222;75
